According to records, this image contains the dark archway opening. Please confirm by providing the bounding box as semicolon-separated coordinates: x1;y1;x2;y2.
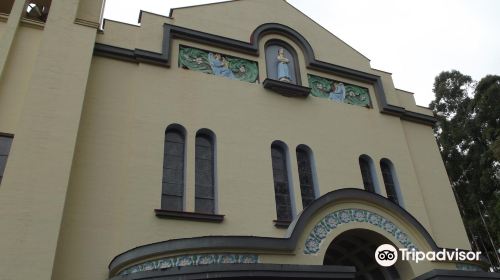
324;229;406;280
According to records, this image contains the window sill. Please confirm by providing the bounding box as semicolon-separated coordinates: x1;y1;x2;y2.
273;219;292;228
155;209;224;223
263;78;311;98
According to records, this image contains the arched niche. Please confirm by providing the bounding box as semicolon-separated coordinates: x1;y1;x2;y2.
265;40;301;85
324;229;414;280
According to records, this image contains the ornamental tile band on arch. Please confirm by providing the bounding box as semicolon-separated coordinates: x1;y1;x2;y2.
303;208;418;255
178;45;259;83
308;74;371;107
119;253;260;276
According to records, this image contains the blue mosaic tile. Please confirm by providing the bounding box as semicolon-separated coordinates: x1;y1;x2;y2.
456;263;484;272
304;208;419;255
120;253;259;276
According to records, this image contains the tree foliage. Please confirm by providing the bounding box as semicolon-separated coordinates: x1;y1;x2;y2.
430;70;500;268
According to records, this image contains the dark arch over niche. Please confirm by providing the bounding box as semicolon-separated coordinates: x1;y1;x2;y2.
107;189;461;276
94;22;436;126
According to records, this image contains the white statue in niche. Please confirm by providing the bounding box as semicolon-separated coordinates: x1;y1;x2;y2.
277;48;292;83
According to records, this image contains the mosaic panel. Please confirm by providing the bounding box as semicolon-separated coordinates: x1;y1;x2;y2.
308;74;371;107
179;45;259;83
304;208;418;255
120;253;259;275
455;263;484;272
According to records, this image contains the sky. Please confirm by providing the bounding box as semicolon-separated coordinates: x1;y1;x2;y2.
103;0;500;107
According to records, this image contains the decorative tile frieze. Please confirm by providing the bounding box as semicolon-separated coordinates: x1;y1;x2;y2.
304;208;418;255
179;45;259;83
308;74;371;108
119;253;259;276
455;263;484;272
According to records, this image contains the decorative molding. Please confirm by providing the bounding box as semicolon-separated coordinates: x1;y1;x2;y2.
154;209;224;223
274;219;293;228
20;17;45;29
94;23;436;126
263;78;310;98
74;18;100;29
303;208;418;255
109;189;452;276
119;253;259;276
0;13;8;22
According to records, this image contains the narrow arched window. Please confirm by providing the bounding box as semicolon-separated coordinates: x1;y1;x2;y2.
195;130;216;214
162;124;186;211
380;158;402;206
271;141;293;223
296;145;317;208
359;155;377;193
265;41;300;85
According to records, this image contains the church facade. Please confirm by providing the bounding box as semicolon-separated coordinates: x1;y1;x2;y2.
0;0;498;279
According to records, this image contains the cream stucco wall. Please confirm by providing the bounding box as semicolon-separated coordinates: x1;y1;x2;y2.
0;0;104;279
53;38;466;280
0;1;472;279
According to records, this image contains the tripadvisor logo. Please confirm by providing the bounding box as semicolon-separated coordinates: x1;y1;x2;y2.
375;244;481;267
375;244;398;267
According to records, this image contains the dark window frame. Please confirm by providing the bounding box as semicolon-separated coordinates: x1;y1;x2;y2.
155;125;223;223
161;124;187;212
271;141;294;228
296;144;317;209
0;132;14;185
380;158;402;206
359;155;377;193
194;129;216;214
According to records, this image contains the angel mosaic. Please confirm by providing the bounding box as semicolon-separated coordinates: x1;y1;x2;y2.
308;74;371;108
178;46;259;83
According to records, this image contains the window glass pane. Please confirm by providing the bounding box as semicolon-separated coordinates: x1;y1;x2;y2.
381;161;399;204
165;131;184;143
162;129;185;211
0;155;7;175
162;195;183;211
195;133;215;214
271;144;292;221
359;157;374;192
0;136;13;155
195;198;214;213
165;142;184;156
162;183;183;196
297;147;315;209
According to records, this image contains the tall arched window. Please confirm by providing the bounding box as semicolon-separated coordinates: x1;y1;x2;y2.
162;124;186;211
271;141;293;224
265;40;300;85
296;145;317;208
359;155;378;193
380;158;403;206
195;129;216;214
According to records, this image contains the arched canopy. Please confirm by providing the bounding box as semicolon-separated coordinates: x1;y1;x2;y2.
108;189;456;277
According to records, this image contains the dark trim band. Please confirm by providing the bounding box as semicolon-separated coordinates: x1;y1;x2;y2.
263;78;311;97
414;269;500;280
109;264;356;280
94;23;436;126
0;132;14;138
154;209;224;223
108;188;463;276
